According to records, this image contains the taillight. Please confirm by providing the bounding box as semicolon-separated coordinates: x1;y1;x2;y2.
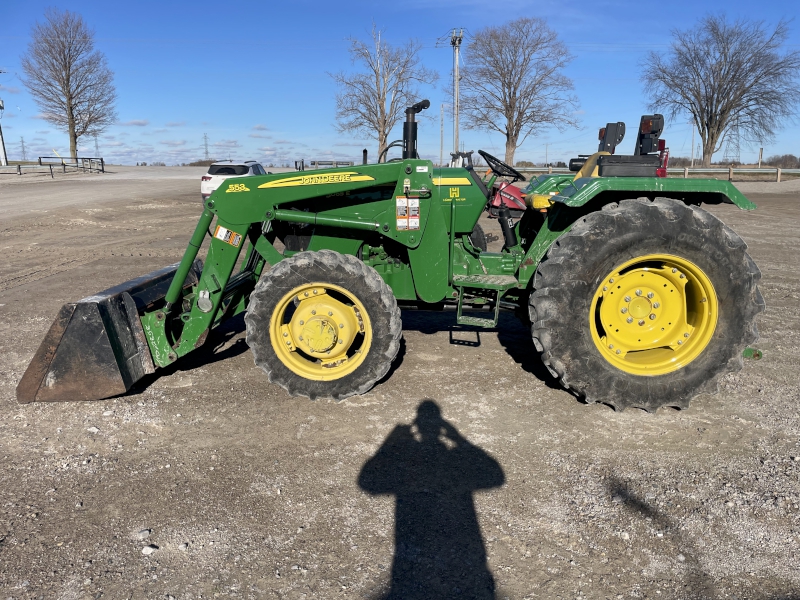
656;147;670;178
201;176;212;182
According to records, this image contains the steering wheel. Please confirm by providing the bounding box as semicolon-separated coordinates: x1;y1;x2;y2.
478;150;526;182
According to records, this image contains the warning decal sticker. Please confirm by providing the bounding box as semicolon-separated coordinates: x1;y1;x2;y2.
395;197;420;231
214;225;242;247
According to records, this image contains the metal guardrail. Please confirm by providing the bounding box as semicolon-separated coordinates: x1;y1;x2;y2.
0;157;105;177
515;166;800;182
39;156;105;173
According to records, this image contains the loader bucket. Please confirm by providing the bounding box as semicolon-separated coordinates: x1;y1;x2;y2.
17;260;203;404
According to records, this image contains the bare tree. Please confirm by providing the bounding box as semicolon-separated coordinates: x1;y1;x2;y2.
330;25;437;162
460;18;578;165
21;9;117;160
643;15;800;167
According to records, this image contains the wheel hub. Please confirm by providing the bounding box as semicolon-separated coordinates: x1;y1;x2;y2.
301;318;338;353
589;254;717;375
628;296;652;318
269;283;370;381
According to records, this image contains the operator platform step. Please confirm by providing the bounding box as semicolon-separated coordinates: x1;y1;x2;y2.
452;274;518;290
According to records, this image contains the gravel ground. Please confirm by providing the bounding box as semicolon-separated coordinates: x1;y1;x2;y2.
0;170;798;599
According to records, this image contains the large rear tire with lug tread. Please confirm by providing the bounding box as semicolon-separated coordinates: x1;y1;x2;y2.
245;250;402;400
529;197;764;411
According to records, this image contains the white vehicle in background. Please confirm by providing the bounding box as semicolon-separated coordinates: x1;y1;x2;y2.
200;160;268;202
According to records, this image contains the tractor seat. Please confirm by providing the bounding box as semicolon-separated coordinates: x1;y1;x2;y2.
571;151;611;180
525;151;611;210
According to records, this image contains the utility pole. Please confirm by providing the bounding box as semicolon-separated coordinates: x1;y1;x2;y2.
203;133;210;161
757;147;763;169
440;103;444;167
0;69;8;166
94;134;100;157
545;143;549;167
689;120;695;168
20;136;27;162
451;29;463;156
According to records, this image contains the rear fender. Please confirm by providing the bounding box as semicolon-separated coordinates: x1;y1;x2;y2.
551;177;757;210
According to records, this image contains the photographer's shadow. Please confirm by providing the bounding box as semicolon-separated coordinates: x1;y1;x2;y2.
359;400;505;599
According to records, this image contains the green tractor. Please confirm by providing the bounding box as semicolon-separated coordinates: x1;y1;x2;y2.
18;101;764;412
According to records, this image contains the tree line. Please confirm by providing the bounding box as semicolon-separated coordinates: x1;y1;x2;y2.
16;10;800;166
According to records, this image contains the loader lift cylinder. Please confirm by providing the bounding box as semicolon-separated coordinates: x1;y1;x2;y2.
164;208;214;311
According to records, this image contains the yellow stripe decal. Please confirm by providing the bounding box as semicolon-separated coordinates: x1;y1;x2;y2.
432;177;472;186
258;172;375;189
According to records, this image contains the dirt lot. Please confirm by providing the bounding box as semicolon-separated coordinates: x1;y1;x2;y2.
1;167;798;600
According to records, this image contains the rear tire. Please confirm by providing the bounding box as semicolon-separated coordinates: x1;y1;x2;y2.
529;198;764;411
245;250;402;400
470;223;488;251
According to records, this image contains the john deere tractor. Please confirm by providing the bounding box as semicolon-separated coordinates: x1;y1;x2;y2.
18;101;764;412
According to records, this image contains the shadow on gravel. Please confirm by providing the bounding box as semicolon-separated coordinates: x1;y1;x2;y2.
359;399;506;600
129;314;250;396
605;474;717;597
129;308;558;400
400;309;561;391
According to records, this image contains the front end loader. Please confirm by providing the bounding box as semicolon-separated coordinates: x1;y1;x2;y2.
18;102;764;412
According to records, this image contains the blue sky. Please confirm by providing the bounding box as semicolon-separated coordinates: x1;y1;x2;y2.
1;0;798;166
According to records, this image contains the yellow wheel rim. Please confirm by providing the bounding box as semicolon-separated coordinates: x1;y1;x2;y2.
269;283;372;381
589;254;718;375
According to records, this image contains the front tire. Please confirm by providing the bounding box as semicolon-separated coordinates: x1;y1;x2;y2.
529;198;764;411
245;250;402;400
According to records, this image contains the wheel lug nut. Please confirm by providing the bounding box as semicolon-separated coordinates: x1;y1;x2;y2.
672;268;677;273
647;292;654;299
338;340;343;344
679;273;685;279
677;340;683;345
339;323;344;328
635;289;642;296
626;317;633;323
621;307;628;314
624;296;631;302
283;332;288;337
638;320;645;326
649;314;656;320
603;286;608;291
304;292;309;297
652;302;660;309
609;278;615;284
328;311;333;316
311;310;316;315
313;289;318;294
616;350;621;355
609;344;614;349
684;332;690;338
299;320;304;325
